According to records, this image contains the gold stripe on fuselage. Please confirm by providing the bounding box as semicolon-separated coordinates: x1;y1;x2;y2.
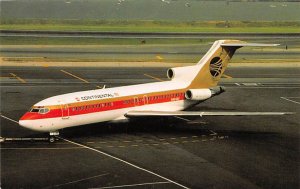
32;88;187;110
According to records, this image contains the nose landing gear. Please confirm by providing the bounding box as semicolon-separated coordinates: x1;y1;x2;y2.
49;131;59;143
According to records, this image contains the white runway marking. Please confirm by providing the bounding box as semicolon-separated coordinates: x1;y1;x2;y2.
97;181;171;189
59;137;189;189
241;83;259;86
209;130;218;136
174;116;191;121
0;114;19;124
280;97;300;105
44;173;109;189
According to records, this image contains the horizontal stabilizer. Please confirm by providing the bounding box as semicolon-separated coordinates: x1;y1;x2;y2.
125;110;293;117
221;43;279;47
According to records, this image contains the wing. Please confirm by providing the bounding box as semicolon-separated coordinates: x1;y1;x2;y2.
125;110;293;117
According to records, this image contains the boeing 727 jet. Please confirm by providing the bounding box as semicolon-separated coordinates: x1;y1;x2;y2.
19;40;291;142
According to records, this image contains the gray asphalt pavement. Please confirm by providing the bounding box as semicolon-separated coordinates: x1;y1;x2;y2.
0;66;299;189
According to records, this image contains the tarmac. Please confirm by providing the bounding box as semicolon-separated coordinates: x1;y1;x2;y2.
0;66;299;189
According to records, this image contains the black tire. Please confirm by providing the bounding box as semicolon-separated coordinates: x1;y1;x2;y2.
49;137;55;143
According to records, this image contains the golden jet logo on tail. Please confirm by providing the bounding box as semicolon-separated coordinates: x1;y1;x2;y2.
209;57;223;77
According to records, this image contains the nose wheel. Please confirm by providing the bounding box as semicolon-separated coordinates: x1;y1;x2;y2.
49;131;59;143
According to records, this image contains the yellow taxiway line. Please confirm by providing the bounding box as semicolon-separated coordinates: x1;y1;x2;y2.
60;69;90;83
60;70;105;89
144;73;164;81
222;74;233;79
9;73;26;83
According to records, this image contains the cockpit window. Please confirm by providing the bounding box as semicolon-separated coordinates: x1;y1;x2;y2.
30;108;40;112
39;108;50;114
30;107;50;114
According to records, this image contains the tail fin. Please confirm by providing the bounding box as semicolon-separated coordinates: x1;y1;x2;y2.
188;40;279;88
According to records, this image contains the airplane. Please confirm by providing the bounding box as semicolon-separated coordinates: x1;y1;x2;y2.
19;40;292;142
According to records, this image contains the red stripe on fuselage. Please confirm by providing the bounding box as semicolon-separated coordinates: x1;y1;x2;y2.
20;92;185;120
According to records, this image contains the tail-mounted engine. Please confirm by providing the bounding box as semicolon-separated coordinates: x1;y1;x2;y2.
167;65;200;82
185;86;225;101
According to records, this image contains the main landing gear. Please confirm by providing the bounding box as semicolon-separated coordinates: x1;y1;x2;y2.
49;131;59;143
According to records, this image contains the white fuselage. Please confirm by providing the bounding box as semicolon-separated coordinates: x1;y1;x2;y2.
19;80;197;132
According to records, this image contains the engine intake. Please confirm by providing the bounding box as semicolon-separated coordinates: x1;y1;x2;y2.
185;86;225;101
185;89;211;101
167;65;199;81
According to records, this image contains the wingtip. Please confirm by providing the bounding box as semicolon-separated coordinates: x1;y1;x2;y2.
221;42;280;47
271;43;280;46
283;112;296;115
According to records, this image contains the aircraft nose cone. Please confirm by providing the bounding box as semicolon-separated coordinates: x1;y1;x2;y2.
19;113;33;129
19;120;31;129
19;118;42;131
19;113;50;132
19;120;24;126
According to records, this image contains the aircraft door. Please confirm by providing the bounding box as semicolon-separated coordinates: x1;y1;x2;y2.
60;103;70;119
143;95;148;105
134;97;139;106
